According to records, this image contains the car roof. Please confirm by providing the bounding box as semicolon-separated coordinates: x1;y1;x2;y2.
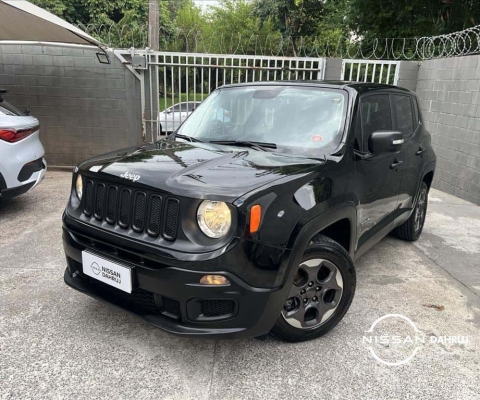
218;80;412;94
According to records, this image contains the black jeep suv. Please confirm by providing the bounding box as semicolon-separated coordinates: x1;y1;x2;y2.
63;82;436;342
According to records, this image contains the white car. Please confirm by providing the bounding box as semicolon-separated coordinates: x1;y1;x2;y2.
0;89;46;201
158;101;201;134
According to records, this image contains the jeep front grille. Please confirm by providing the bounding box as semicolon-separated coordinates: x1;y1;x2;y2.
82;179;180;241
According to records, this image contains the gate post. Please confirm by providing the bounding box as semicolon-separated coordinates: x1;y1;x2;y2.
324;58;343;80
141;52;160;142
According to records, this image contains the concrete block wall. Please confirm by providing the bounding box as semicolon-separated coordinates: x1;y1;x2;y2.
0;45;142;165
415;55;480;205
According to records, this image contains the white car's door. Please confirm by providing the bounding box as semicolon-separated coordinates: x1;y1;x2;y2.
175;103;191;131
159;102;200;133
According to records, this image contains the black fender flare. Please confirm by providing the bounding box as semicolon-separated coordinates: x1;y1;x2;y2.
413;160;436;209
281;202;357;287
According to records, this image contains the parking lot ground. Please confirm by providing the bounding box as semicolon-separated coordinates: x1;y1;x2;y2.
1;171;479;400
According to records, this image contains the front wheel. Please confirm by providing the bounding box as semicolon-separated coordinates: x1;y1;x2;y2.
271;235;356;342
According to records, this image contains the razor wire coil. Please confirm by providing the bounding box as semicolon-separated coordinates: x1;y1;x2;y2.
76;23;480;60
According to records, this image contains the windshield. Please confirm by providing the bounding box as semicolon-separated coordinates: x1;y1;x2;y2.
177;85;347;155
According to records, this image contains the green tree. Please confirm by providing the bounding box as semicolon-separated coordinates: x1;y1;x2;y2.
31;0;175;47
253;0;326;56
315;0;348;57
30;0;88;23
347;0;480;39
174;0;206;51
206;0;277;54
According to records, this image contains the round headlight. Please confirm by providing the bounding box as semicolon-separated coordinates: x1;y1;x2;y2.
75;174;83;200
197;201;231;238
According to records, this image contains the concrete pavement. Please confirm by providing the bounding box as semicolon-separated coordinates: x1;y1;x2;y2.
0;171;479;399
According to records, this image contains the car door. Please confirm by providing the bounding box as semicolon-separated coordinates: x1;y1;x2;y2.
354;93;403;252
392;95;425;217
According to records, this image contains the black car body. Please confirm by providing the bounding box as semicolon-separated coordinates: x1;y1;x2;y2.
63;82;436;340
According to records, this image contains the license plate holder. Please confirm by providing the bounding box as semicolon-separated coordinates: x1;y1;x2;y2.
81;251;133;293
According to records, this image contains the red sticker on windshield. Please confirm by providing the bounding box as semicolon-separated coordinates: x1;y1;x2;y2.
311;135;323;142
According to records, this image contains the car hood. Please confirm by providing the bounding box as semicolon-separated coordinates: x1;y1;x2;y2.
78;139;321;202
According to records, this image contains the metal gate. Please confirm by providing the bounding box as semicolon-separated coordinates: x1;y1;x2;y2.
115;50;326;142
341;59;400;85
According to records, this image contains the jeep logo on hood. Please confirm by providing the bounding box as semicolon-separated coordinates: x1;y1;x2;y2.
120;171;140;182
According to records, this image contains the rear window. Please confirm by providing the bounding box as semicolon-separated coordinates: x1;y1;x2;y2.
0;99;26;116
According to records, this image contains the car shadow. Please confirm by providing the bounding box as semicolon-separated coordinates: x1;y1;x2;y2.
0;194;32;215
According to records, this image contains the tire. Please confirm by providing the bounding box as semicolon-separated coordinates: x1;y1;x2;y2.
271;235;356;342
394;182;428;241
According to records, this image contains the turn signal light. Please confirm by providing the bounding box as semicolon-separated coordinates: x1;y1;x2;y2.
200;275;230;286
249;204;262;233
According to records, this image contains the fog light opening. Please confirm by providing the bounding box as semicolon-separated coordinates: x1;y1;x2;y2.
199;275;230;286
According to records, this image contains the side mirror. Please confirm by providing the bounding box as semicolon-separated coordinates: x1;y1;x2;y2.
369;131;404;154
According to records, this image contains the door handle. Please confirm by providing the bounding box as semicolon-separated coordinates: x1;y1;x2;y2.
416;147;426;156
390;160;403;169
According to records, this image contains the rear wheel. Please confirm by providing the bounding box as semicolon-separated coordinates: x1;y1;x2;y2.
394;181;428;241
271;235;356;342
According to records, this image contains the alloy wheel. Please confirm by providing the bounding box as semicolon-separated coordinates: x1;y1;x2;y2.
414;187;427;234
282;259;344;329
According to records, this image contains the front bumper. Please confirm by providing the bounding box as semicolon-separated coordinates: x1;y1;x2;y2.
0;159;46;200
63;222;294;339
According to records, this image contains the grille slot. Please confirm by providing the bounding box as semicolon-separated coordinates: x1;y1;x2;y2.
106;186;118;224
132;192;147;232
147;195;162;237
200;299;235;317
163;198;180;240
94;183;105;220
81;179;180;241
118;188;132;228
84;180;94;216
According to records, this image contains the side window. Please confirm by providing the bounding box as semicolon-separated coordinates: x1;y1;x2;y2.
392;95;414;137
171;104;183;112
187;103;197;111
412;97;421;130
360;94;392;152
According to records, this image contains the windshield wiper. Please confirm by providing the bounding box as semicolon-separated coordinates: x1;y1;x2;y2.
209;140;277;151
172;133;203;143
